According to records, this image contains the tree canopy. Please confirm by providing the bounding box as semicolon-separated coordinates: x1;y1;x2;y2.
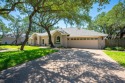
0;0;110;50
88;2;125;39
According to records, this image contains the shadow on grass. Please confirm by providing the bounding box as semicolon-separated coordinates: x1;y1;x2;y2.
0;48;57;71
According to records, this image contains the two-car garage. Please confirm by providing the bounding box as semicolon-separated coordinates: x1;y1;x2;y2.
67;37;103;49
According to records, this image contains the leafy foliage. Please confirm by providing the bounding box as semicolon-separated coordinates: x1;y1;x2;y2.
88;2;125;39
0;0;110;50
0;20;10;39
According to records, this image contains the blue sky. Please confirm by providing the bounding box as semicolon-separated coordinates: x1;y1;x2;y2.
56;0;120;28
0;0;121;28
89;0;120;19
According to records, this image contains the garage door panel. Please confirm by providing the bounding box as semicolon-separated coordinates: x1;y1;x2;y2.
67;40;98;49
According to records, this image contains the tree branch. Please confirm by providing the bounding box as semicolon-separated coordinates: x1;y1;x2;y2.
0;1;24;14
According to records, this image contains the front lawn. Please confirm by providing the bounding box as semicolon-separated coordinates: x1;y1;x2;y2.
0;48;57;71
0;45;39;51
104;50;125;67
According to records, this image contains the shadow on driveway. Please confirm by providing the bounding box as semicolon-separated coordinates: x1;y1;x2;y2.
0;49;125;83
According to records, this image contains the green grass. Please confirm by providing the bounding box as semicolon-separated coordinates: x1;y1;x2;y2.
0;45;58;71
0;47;7;50
104;50;125;67
0;45;39;51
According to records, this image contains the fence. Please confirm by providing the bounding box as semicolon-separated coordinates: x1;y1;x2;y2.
105;39;125;47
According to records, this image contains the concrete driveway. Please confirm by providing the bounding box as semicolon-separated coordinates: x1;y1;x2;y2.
0;49;125;83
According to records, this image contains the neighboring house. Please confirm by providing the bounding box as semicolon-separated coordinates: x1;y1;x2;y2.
28;28;107;49
1;34;25;44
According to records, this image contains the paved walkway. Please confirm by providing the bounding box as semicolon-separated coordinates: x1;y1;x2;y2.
0;49;125;83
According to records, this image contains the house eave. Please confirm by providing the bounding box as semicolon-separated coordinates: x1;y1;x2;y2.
68;35;107;38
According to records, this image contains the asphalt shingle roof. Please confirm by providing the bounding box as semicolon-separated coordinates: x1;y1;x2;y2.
32;28;107;37
61;28;107;37
36;30;56;36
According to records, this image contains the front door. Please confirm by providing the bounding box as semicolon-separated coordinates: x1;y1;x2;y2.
42;39;44;44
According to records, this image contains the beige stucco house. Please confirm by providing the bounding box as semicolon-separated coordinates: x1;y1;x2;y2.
28;28;107;49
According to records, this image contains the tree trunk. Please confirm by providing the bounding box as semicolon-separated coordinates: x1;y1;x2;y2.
11;35;19;45
120;27;125;39
15;38;18;45
20;12;35;50
45;28;55;48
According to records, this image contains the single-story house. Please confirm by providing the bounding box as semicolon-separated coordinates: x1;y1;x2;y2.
28;28;107;49
1;34;25;44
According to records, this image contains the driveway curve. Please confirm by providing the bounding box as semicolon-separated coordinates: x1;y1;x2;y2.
0;49;125;83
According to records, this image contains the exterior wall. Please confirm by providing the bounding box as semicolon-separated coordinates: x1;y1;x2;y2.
32;34;37;45
29;32;67;47
28;34;37;45
2;37;21;44
52;31;63;47
62;35;67;47
37;35;40;45
28;35;49;46
67;37;99;49
29;38;34;45
28;39;31;45
40;36;49;46
28;32;106;49
98;37;105;49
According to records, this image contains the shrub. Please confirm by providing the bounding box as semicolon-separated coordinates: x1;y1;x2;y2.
104;47;112;50
114;47;124;51
105;46;125;51
57;46;64;48
111;47;117;50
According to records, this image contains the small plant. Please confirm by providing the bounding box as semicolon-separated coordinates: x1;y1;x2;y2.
104;47;112;51
115;47;124;51
105;46;125;51
58;46;64;48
